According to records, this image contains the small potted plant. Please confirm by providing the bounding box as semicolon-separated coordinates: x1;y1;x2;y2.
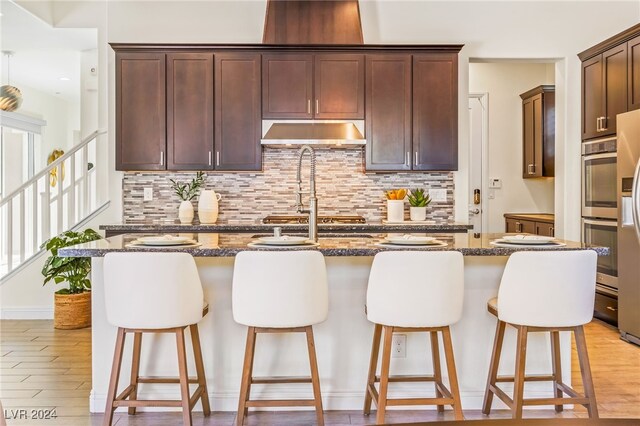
41;229;102;329
385;189;407;222
408;189;432;221
170;171;205;224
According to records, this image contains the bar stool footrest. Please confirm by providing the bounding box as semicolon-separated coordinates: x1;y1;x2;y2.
251;376;313;384
387;397;455;406
245;399;316;407
495;374;555;383
137;376;199;384
374;374;437;383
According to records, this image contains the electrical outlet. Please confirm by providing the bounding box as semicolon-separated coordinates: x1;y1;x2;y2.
489;178;502;189
391;334;406;358
428;188;447;203
143;187;153;201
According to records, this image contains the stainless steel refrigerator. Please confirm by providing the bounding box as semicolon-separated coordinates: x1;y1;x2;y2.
617;109;640;346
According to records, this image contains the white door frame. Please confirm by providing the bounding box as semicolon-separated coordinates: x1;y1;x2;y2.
468;92;489;233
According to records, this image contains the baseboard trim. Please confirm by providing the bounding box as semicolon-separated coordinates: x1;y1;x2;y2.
0;307;54;319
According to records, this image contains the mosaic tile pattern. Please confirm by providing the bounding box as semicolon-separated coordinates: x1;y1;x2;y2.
122;148;455;223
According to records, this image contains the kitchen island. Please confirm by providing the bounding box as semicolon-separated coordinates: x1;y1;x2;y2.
60;232;607;414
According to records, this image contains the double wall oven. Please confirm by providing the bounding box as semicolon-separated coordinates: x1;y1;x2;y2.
581;137;618;324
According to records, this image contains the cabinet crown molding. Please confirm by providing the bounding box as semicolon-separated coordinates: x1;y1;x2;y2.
109;43;464;53
520;85;555;100
577;23;640;61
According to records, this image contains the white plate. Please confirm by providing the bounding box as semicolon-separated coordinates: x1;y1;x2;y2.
375;241;448;249
126;242;202;249
382;220;436;225
491;241;566;248
384;235;438;245
257;236;311;245
248;242;319;249
501;235;557;245
133;235;195;246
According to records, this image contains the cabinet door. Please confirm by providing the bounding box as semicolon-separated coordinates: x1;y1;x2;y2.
602;43;628;136
522;94;543;178
582;55;603;140
629;35;640;111
116;52;166;170
365;55;412;171
535;222;555;237
214;53;262;171
262;54;313;119
505;218;518;233
412;54;458;171
314;54;365;119
166;53;214;170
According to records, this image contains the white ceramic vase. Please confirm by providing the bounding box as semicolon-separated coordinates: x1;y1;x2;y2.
178;200;194;224
410;206;427;221
198;190;222;224
386;200;405;222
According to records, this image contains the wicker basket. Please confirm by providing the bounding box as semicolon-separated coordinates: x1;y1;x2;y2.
54;291;91;329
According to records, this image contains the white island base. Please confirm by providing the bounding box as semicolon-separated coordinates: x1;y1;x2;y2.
88;256;571;413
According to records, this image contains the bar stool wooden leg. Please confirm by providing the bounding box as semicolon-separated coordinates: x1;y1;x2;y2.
305;326;325;426
103;328;126;426
190;324;211;416
363;324;382;415
574;326;599;418
127;332;142;415
550;331;564;413
442;327;464;421
430;331;445;413
376;326;394;425
237;327;256;426
175;327;193;426
482;319;506;415
512;326;528;419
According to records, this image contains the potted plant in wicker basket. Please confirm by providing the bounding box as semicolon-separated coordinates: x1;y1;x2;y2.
41;229;101;329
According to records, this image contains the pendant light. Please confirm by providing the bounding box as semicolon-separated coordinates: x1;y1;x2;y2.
0;51;23;112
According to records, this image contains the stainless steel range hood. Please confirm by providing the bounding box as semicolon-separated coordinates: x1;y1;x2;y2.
261;120;366;147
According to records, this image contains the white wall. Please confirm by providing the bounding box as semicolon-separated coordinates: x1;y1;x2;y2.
469;62;555;233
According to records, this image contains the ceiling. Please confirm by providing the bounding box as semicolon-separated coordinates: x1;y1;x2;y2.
0;0;97;103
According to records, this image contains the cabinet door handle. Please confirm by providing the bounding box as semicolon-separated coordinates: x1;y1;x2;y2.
208;151;212;166
550;226;554;237
405;152;410;167
414;152;419;166
602;116;608;131
307;99;311;114
315;99;319;115
216;151;220;166
528;164;535;174
516;221;522;232
160;151;164;166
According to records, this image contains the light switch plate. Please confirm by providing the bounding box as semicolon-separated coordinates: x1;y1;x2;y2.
489;178;502;189
143;187;153;201
429;188;447;202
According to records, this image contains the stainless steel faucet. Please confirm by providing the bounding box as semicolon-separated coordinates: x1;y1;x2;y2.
295;145;318;242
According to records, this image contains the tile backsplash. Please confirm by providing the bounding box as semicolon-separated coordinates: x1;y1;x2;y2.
122;148;454;223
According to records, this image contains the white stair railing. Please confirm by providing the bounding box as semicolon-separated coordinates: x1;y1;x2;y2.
0;130;107;279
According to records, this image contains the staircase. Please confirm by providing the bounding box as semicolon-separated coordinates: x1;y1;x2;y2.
0;130;108;282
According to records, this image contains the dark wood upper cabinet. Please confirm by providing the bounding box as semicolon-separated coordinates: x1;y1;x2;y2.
314;54;364;119
166;53;214;170
581;44;627;140
214;53;262;171
582;55;603;141
628;35;640;111
412;53;458;171
365;54;411;171
603;44;628;135
262;54;313;119
262;53;364;119
521;86;554;178
116;52;166;171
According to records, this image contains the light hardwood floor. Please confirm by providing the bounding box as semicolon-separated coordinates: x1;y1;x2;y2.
0;319;638;425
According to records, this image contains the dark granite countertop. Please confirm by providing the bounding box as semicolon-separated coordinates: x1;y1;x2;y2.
99;221;473;236
60;232;608;258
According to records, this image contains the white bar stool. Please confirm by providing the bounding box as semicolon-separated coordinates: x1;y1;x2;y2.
232;251;328;426
102;252;210;426
364;251;465;424
482;251;599;419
